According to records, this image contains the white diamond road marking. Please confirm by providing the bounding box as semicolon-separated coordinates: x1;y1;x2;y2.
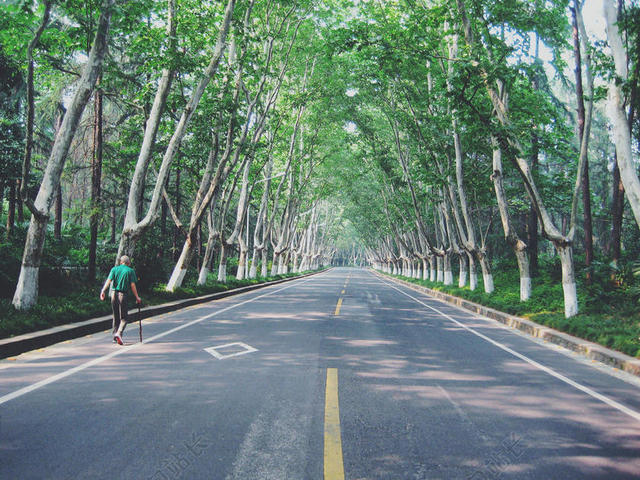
204;342;258;360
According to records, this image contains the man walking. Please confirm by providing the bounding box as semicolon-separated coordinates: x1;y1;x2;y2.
100;255;142;345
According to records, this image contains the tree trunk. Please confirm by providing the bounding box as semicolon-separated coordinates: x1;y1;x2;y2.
527;167;539;277
53;105;65;242
110;193;116;244
236;234;247;280
13;0;114;310
479;253;494;294
168;231;197;289
217;243;228;283
249;245;259;278
20;0;52;214
6;180;16;239
117;0;236;260
458;254;467;288
88;86;103;281
172;163;181;262
198;202;218;285
468;252;477;291
261;247;269;278
443;253;453;285
609;156;624;264
515;248;531;302
196;223;202;272
557;244;578;318
456;0;580;316
491;140;531;300
573;1;594;283
604;0;640;229
54;184;62;241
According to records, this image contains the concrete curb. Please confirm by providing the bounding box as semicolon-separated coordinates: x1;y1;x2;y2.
373;270;640;379
0;269;328;359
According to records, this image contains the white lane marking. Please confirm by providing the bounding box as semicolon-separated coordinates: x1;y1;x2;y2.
0;275;322;406
373;274;640;423
437;384;489;442
205;342;258;360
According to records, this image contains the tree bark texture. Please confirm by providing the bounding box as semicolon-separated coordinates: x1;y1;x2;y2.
604;0;640;230
88;86;103;281
118;0;236;260
13;0;115;310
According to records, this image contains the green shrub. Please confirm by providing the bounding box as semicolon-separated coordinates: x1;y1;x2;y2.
390;266;640;358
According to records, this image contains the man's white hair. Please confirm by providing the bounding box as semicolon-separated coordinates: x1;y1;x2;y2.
120;255;131;265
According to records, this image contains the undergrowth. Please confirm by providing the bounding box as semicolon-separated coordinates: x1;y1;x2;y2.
386;265;640;358
0;271;312;340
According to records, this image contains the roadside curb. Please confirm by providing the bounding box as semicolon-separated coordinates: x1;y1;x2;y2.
0;269;328;359
373;270;640;379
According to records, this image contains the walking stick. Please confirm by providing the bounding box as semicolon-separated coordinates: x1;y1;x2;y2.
138;303;143;342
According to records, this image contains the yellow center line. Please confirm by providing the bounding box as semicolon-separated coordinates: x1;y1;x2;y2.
341;289;345;295
334;298;343;316
324;368;345;480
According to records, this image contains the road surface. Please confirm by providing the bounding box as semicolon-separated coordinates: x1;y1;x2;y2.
1;268;639;479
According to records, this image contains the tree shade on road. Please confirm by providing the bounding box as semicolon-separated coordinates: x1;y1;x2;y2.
1;269;639;479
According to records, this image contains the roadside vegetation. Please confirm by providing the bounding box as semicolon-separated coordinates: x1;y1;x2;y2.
0;223;316;339
385;255;640;358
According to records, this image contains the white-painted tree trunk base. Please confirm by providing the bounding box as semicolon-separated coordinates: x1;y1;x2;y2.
469;273;477;291
236;264;246;280
458;270;467;288
166;268;187;292
520;277;531;301
218;262;227;283
458;257;467;288
249;264;258;279
563;282;578;318
483;273;494;294
198;266;210;286
444;271;453;285
12;266;40;310
558;245;578;318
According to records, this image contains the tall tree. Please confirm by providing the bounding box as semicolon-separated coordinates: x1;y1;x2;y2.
603;0;640;230
13;0;116;310
116;0;237;261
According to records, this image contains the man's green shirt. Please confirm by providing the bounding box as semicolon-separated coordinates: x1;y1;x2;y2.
108;264;137;294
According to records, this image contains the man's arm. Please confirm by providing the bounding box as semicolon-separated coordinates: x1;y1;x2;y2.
130;282;142;304
100;278;112;301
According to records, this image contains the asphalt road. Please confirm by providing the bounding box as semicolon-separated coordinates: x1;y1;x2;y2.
1;268;639;479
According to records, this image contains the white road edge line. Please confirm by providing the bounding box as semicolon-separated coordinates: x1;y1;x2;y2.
0;274;323;406
373;273;640;423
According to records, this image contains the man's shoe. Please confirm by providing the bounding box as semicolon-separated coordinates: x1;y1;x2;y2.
114;334;124;345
